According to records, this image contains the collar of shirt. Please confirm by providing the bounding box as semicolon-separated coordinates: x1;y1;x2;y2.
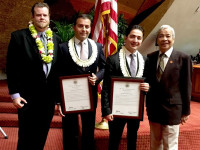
159;47;173;58
157;47;173;68
37;31;47;38
74;37;88;58
124;47;138;70
74;37;88;45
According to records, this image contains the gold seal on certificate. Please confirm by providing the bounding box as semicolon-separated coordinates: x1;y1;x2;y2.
60;74;93;114
110;77;145;120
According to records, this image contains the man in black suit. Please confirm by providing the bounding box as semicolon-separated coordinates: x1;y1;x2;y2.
144;25;192;150
101;25;149;150
6;2;61;150
58;14;106;150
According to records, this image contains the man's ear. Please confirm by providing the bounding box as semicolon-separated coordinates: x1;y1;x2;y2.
124;36;127;45
72;25;75;32
155;37;158;46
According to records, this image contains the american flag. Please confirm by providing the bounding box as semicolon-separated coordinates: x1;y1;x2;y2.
91;0;118;58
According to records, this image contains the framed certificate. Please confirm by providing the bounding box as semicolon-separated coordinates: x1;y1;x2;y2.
110;77;145;120
59;74;93;114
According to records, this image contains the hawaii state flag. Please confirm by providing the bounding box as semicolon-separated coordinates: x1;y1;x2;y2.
91;0;118;58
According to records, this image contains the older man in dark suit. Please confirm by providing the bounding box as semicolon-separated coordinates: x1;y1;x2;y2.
6;2;61;150
144;25;192;150
58;14;106;150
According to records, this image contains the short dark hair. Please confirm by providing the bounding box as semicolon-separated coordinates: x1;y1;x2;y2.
31;2;50;16
73;14;91;26
125;25;144;37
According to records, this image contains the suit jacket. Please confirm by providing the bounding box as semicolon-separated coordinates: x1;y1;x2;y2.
143;49;192;125
101;50;145;117
6;28;61;107
58;38;106;108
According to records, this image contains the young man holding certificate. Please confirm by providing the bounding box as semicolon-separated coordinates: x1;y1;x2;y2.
57;14;106;150
101;25;149;150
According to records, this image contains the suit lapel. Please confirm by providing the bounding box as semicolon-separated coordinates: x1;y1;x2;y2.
153;51;160;72
26;30;39;54
85;40;94;72
125;58;131;75
25;29;43;63
88;39;92;58
161;49;177;81
150;51;160;82
47;33;58;77
51;33;58;66
24;29;47;78
135;53;140;76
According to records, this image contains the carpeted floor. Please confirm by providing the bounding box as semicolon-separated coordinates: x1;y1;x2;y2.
1;80;200;150
94;100;200;150
0;127;63;150
1;101;200;150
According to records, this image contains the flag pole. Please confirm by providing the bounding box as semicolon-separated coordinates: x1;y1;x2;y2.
105;14;109;58
95;14;109;130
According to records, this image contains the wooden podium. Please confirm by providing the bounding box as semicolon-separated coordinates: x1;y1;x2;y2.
192;64;200;102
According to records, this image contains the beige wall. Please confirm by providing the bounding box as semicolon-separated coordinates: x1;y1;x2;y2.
139;0;200;57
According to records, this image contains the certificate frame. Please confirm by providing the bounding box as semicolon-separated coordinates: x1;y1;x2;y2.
110;77;145;120
59;74;93;114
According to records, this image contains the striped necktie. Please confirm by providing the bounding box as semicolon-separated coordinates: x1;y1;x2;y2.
40;33;47;55
130;54;136;77
156;53;165;81
40;33;49;77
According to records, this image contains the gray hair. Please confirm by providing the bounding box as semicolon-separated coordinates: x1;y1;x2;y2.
157;25;175;39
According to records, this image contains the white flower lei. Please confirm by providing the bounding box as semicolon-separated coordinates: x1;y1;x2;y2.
119;46;144;77
68;37;98;67
28;21;54;63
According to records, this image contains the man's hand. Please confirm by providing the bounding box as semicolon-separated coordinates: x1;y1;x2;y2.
88;73;98;86
140;83;149;92
180;115;189;125
104;114;114;121
57;104;65;117
13;97;27;109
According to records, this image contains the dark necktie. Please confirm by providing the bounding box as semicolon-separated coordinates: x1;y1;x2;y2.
156;53;165;81
130;54;136;77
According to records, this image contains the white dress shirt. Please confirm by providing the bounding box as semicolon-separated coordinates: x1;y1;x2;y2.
157;47;173;70
74;37;88;59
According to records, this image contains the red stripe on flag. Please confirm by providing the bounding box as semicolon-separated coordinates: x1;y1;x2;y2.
91;0;101;38
97;26;104;45
110;8;117;23
109;28;117;42
101;2;111;12
92;0;118;57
